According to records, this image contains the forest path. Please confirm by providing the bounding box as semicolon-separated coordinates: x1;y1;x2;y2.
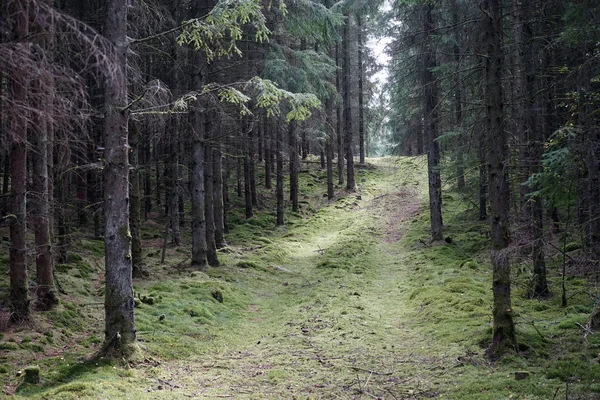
141;157;467;399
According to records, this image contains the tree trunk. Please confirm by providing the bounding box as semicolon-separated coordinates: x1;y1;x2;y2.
335;42;344;185
422;3;443;241
276;121;285;226
129;122;144;278
264;118;272;189
168;118;181;246
189;0;208;269
483;0;516;356
31;49;57;311
102;0;136;356
357;14;365;165
450;0;465;189
204;115;219;266
244;138;253;219
8;0;30;323
289;121;299;212
326;91;335;200
342;14;355;191
213;135;226;249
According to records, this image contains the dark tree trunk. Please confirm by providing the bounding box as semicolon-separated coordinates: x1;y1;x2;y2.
514;0;549;297
204;116;219;266
289;121;299;212
154;141;162;208
422;3;443;241
264;118;272;189
189;0;208;269
326;91;335;200
276;121;285;226
8;0;30;323
357;14;365;165
167;118;181;246
102;0;136;356
335;42;344;185
244;141;253;219
450;0;465;189
342;14;355;191
249;124;258;207
31;57;57;310
483;0;516;356
213;138;226;249
129;122;144;278
143;139;152;220
236;155;243;198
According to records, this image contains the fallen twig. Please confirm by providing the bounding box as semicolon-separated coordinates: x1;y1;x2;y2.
349;366;394;376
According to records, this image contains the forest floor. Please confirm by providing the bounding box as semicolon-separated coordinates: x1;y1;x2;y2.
2;157;600;399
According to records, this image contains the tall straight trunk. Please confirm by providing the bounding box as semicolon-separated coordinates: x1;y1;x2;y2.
236;154;243;197
129;122;144;278
483;0;516;356
289;121;299;212
342;14;355;191
450;0;465;189
264;118;272;189
326;93;335;200
143;140;152;219
357;14;365;165
204;115;219;266
191;133;208;269
244;138;253;219
8;0;30;323
422;3;443;241
56;162;70;264
102;0;136;355
190;0;208;269
258;119;263;162
276;121;285;225
213;137;226;248
479;132;488;220
514;0;549;297
168;124;181;246
31;56;57;311
335;42;344;185
249;124;258;206
154;140;162;208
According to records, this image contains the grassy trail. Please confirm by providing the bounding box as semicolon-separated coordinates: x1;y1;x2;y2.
8;157;597;399
137;157;458;399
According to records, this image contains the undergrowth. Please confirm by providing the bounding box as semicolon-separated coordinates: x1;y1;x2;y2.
1;156;599;399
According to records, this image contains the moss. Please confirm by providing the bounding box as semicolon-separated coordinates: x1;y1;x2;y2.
564;242;582;252
0;342;19;351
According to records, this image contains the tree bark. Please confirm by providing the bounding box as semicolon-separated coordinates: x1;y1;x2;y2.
357;14;365;165
129;122;144;278
8;0;30;323
342;14;355;191
483;0;516;356
102;0;136;356
204;115;219;266
276;120;285;226
335;42;344;185
213;134;226;249
422;3;443;241
289;121;299;212
31;38;58;310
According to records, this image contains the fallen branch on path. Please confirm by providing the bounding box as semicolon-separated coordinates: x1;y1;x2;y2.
349;366;394;375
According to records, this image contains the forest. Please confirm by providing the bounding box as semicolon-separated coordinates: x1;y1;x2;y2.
1;0;600;398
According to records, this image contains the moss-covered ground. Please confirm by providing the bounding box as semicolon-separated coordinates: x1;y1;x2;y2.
1;156;600;399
